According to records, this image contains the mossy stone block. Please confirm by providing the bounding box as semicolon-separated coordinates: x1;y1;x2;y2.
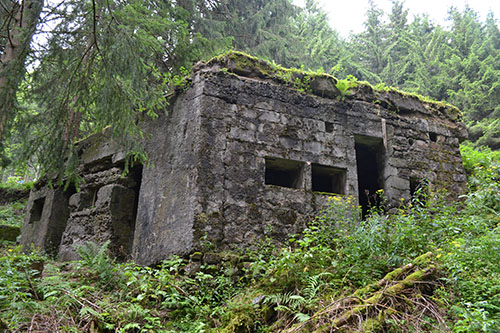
0;224;20;241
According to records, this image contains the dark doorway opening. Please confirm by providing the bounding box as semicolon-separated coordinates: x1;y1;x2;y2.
312;164;346;194
106;163;143;260
410;178;420;198
29;197;45;224
265;157;304;189
355;135;385;217
124;164;143;258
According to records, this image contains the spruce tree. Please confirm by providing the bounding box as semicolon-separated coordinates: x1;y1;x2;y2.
0;0;42;164
292;0;345;71
14;0;227;181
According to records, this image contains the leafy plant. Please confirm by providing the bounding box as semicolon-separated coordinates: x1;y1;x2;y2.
335;74;358;98
74;241;122;289
0;176;33;191
0;201;26;227
1;145;500;332
0;245;45;328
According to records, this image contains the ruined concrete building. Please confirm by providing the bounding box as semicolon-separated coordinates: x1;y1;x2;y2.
20;53;468;265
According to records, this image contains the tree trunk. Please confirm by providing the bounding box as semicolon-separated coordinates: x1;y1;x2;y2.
0;0;42;145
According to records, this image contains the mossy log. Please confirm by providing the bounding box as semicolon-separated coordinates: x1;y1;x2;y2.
287;252;437;332
328;265;436;330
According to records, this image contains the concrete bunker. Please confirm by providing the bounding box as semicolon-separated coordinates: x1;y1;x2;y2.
21;136;143;260
20;53;469;265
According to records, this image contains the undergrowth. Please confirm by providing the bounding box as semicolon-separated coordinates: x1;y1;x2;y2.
0;201;25;227
0;144;499;332
0;175;34;191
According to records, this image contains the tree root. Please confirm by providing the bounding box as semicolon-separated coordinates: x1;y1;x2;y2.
286;252;449;332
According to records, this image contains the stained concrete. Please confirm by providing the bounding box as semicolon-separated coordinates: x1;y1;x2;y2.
20;53;468;265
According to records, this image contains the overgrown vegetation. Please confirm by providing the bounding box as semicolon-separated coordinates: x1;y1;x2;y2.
0;201;25;227
0;176;33;192
0;176;30;229
209;50;458;117
0;145;498;332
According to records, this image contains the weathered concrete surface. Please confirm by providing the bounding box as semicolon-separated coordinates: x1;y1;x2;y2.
20;187;71;254
59;182;138;261
20;53;468;265
20;131;140;260
131;56;466;265
132;86;203;264
57;150;141;260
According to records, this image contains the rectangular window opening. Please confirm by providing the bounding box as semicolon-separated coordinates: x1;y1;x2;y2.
29;197;45;224
312;164;346;194
265;157;304;189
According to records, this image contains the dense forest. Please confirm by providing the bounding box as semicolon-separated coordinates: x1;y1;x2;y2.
1;0;500;180
1;0;500;332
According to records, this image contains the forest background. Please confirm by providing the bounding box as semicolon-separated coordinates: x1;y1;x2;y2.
1;0;500;181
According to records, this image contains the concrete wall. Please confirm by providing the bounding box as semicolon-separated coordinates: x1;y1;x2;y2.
132;84;204;264
130;67;467;265
20;54;468;265
20;186;71;253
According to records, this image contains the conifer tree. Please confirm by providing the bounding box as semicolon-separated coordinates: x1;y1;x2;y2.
15;0;228;180
443;7;500;148
380;0;410;86
0;0;42;164
198;0;299;66
399;16;449;99
291;0;345;71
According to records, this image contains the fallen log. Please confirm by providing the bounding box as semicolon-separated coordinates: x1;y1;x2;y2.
286;252;448;332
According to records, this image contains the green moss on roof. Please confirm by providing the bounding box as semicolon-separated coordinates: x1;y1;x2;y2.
200;51;462;122
368;81;462;119
206;50;329;93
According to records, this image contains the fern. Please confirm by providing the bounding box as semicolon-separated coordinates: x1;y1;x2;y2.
336;75;358;98
264;291;308;313
294;312;311;323
74;241;119;288
76;240;110;266
303;272;334;300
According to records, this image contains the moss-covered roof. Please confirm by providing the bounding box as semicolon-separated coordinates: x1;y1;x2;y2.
194;51;462;122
